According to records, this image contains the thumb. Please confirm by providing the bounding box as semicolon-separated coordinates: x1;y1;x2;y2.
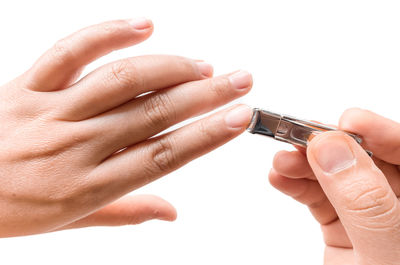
57;195;177;231
307;131;400;263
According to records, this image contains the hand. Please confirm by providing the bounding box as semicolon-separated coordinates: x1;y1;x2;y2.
0;18;253;237
269;108;400;265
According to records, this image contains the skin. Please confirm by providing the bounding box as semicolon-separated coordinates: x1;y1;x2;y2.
0;18;254;237
270;108;400;264
6;17;396;264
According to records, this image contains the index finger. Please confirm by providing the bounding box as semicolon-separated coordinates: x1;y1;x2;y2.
339;108;400;165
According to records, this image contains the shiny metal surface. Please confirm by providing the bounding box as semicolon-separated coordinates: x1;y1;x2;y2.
248;108;372;156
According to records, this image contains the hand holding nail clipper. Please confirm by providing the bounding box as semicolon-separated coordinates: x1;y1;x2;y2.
268;108;400;264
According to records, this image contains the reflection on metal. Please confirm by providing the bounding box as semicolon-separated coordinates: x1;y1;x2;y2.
247;108;372;156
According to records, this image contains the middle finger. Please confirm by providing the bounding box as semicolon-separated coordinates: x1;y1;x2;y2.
58;55;213;121
88;70;252;159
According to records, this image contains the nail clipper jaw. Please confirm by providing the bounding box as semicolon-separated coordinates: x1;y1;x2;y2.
247;109;281;138
247;108;313;146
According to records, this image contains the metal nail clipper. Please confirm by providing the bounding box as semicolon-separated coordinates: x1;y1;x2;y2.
247;108;372;156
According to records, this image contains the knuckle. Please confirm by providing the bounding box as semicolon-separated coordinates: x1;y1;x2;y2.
291;182;314;204
339;107;365;130
145;55;199;79
149;137;177;173
308;196;328;209
344;184;399;226
175;56;198;76
143;93;176;127
208;77;230;97
107;59;144;89
292;185;308;201
198;119;215;143
51;38;74;64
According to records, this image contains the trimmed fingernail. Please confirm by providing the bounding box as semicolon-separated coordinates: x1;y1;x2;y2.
196;62;214;78
313;135;356;174
229;70;252;90
129;17;152;30
224;105;253;129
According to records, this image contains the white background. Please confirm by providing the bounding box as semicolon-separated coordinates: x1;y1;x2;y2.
0;0;399;264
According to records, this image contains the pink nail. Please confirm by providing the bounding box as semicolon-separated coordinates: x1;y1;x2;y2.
224;105;252;129
229;70;252;90
313;134;356;174
128;17;152;30
196;62;214;78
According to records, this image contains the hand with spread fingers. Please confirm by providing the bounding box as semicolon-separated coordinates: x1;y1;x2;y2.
0;18;253;237
270;108;400;265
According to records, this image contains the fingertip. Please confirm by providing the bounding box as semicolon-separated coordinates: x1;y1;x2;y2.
272;150;291;173
307;131;334;157
268;168;279;186
268;168;287;190
294;145;307;155
338;107;370;133
140;195;177;222
117;18;154;45
228;70;253;91
307;131;364;176
224;104;253;129
127;17;154;31
120;195;177;224
196;61;214;78
158;207;178;222
156;200;178;222
273;150;314;179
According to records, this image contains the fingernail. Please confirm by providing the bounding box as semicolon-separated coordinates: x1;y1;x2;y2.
229;70;252;90
196;62;214;78
129;17;152;30
313;135;356;174
224;105;252;129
